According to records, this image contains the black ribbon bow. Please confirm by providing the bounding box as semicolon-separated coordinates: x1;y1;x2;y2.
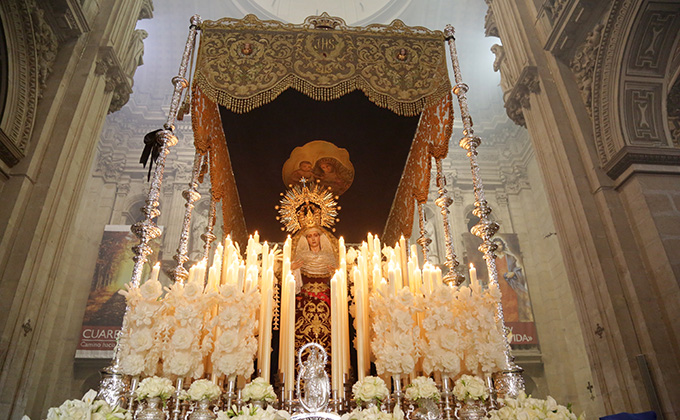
139;129;163;181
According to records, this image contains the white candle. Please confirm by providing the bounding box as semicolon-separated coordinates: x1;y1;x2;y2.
237;262;245;291
261;285;273;381
286;275;295;393
469;263;478;287
330;274;339;392
367;233;374;253
388;265;397;295
253;231;259;245
339;237;346;265
149;262;160;283
283;235;291;263
207;266;218;292
353;268;366;380
374;236;381;256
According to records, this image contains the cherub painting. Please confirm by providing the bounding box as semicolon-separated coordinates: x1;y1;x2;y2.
282;140;354;196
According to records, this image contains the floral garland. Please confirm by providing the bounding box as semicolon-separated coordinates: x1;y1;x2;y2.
135;376;176;401
452;375;487;402
420;283;505;378
117;279;164;376
370;285;421;376
352;376;390;404
209;283;260;378
488;392;585;420
340;406;405;420
217;404;290;420
45;390;131;420
187;379;222;401
161;280;214;378
404;376;440;402
242;378;276;402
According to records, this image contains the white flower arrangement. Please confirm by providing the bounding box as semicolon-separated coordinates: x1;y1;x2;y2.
210;283;261;378
135;376;176;401
161;280;214;378
217;404;291;420
452;375;488;402
370;286;421;376
46;390;131;420
404;376;440;402
420;283;506;378
352;376;390;403
117;279;164;376
488;392;585;420
187;379;222;401
340;406;405;420
242;378;276;402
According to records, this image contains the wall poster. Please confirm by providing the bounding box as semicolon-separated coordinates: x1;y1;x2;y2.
462;233;538;346
75;225;163;359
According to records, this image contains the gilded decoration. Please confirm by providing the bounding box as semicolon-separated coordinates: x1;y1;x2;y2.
192;85;248;245
383;92;454;244
194;14;451;116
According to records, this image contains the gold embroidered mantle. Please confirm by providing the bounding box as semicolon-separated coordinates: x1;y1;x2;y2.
195;14;451;116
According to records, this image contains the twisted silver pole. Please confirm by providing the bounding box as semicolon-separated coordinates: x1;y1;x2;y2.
445;25;523;394
434;158;464;285
201;191;218;260
171;151;204;284
99;15;203;406
416;202;431;262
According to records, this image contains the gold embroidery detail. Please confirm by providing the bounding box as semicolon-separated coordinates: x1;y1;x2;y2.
195;14;451;116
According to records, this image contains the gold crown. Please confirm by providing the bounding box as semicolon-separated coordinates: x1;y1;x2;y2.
276;179;340;233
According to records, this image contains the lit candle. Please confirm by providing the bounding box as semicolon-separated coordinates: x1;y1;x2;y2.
469;263;478;287
330;273;339;392
374;236;381;257
149;262;160;283
253;231;259;245
367;233;374;253
283;235;291;264
261;242;269;282
339;237;346;265
237;262;245;291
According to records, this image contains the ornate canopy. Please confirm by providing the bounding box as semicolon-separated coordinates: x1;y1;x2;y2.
191;13;454;244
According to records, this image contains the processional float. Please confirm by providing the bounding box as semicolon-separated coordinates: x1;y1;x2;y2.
98;13;525;420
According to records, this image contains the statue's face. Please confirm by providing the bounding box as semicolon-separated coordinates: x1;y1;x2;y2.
305;230;321;249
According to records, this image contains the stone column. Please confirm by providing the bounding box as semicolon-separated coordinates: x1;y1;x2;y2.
486;0;680;417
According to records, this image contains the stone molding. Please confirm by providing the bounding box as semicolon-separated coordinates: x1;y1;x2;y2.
0;1;38;167
499;164;531;194
95;46;134;114
543;0;610;63
504;66;540;127
592;0;680;178
570;22;604;115
484;6;499;38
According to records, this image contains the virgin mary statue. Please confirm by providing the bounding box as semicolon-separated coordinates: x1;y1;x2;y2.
277;180;341;373
291;224;338;358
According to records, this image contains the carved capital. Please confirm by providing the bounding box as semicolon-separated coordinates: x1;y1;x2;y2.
96;47;133;114
499;164;530;194
485;7;499;38
138;0;153;20
504;66;540;127
570;22;604;116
